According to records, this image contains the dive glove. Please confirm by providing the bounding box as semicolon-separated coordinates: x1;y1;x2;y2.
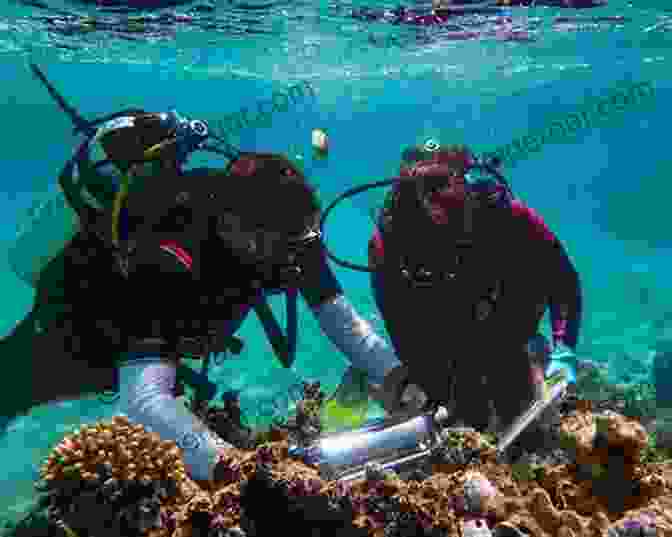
545;342;577;384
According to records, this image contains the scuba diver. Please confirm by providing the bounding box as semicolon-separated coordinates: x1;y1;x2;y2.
1;64;401;481
320;142;582;447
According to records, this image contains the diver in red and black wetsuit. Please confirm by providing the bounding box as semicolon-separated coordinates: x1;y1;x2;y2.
319;143;581;445
369;145;582;437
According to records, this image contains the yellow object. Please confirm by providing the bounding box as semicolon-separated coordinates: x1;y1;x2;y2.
58;520;79;537
110;139;173;246
143;141;168;161
541;381;551;402
320;397;368;432
319;369;370;432
111;172;131;248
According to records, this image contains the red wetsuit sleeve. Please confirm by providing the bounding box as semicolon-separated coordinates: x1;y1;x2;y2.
509;200;582;348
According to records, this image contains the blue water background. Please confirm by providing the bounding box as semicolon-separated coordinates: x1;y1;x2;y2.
0;0;670;519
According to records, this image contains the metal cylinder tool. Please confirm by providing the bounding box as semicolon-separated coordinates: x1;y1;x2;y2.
289;368;571;481
289;407;457;481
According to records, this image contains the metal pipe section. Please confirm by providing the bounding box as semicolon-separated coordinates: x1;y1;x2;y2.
288;372;570;482
289;408;453;480
495;374;569;454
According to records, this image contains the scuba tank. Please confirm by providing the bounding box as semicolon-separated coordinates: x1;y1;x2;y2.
9;63;237;289
12;63;303;393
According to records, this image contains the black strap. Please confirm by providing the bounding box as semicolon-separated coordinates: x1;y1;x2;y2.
176;290;298;404
177;362;217;403
253;289;298;369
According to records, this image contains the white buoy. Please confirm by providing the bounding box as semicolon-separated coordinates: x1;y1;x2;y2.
312;128;329;158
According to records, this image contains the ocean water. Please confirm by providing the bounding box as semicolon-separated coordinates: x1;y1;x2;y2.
0;0;670;522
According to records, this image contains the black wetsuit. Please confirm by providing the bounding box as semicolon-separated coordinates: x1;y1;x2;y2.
0;167;342;425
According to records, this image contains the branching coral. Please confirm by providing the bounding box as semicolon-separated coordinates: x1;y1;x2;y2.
40;415;188;485
36;415;195;537
278;381;326;448
185;390;256;450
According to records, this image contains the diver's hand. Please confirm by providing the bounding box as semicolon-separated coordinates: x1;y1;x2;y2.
545;342;577;384
371;365;428;416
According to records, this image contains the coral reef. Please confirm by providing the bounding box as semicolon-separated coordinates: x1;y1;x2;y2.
6;373;672;537
653;342;672;409
190;391;256;450
34;415;198;537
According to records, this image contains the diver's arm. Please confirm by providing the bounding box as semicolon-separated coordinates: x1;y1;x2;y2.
511;200;582;349
118;356;234;482
547;241;582;349
297;239;401;387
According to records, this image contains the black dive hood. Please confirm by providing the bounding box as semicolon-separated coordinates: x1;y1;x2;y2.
319;155;513;273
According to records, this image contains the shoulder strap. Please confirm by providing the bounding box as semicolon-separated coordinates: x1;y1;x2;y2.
253;288;298;369
177;290;298;405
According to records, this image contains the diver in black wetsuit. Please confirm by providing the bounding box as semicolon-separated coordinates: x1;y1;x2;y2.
1;65;401;481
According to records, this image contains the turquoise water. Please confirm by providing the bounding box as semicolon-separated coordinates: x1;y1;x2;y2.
0;0;670;522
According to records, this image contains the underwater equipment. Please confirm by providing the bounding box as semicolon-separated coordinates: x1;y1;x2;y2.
400;138;458;168
495;366;570;454
289;369;570;481
289;406;455;481
107;110;218;248
318;153;511;274
252;289;298;369
9;63;239;287
28;63;238;160
17;64;299;375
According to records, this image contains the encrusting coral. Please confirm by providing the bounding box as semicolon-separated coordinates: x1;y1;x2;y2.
8;380;672;537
